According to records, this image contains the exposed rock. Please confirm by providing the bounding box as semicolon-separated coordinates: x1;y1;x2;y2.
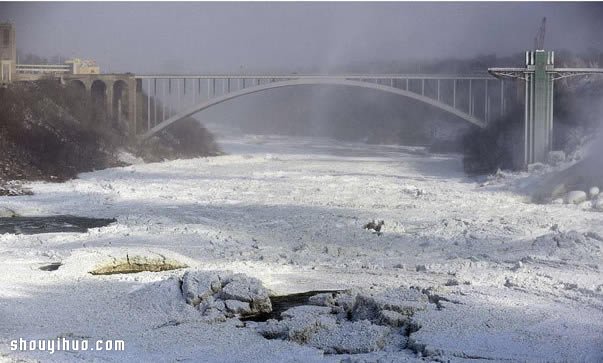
363;220;385;235
0;207;17;218
444;279;459;286
0;183;32;196
90;255;186;275
594;198;603;211
564;190;587;205
589;186;600;199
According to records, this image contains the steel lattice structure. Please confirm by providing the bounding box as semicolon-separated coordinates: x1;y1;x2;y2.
489;50;603;166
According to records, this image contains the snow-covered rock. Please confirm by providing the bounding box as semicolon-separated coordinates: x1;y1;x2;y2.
255;296;398;354
589;186;600;199
181;270;272;318
224;299;252;315
351;288;429;322
306;320;392;354
117;150;145;165
564;190;587;205
551;198;564;205
220;274;272;313
379;309;407;327
181;270;222;306
308;292;336;307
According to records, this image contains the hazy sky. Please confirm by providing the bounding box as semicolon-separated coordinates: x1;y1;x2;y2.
1;2;603;74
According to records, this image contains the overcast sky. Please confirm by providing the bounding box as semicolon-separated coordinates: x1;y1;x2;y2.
1;2;603;74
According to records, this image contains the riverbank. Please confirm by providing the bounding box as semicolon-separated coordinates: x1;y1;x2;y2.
0;80;221;194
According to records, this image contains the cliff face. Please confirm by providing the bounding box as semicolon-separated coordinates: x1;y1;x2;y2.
0;81;122;182
0;80;221;185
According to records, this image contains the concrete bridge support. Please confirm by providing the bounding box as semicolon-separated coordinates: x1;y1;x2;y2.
524;50;554;165
62;74;137;138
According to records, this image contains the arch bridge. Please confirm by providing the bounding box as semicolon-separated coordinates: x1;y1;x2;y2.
47;55;603;168
133;73;507;141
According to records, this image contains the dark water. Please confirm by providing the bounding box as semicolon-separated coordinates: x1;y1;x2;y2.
0;216;116;235
39;262;62;271
242;290;343;322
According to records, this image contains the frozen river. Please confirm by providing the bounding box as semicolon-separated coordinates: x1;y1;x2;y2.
1;133;602;362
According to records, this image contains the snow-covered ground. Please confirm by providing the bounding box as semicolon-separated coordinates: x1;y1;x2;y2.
1;132;602;362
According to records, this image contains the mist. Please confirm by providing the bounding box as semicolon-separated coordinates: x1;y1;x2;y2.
2;2;602;152
2;2;603;74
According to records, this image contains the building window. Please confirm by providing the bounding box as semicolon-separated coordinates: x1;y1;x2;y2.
3;29;9;47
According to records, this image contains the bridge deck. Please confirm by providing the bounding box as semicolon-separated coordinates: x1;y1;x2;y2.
134;74;494;80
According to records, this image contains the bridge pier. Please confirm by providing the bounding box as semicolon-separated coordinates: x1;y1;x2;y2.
127;78;137;138
106;81;114;121
62;75;138;138
490;50;602;169
524;50;554;165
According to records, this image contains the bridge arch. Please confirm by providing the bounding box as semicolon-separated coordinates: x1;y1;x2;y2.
91;79;108;122
112;80;129;127
139;78;486;140
66;79;86;92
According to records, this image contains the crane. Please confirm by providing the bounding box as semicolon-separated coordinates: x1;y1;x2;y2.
534;17;546;50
